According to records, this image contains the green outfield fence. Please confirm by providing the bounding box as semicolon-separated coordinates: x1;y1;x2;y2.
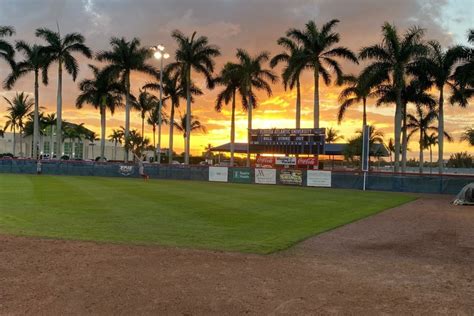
0;159;472;195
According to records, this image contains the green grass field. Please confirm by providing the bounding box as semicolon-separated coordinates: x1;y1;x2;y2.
0;174;415;253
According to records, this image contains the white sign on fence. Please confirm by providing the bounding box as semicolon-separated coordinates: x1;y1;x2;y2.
307;170;332;187
209;166;228;182
275;156;297;165
255;168;276;184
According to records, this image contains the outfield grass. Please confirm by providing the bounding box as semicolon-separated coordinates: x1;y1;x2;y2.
0;174;416;253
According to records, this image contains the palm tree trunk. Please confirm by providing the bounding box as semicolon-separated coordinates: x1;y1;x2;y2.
401;102;408;173
114;141;117;160
124;71;131;163
230;89;236;166
152;125;156;161
100;105;106;161
141;116;145;138
185;68;191;164
296;78;301;129
19;128;23;157
419;130;424;174
56;60;63;159
50;125;54;157
246;88;253;167
12;127;16;156
33;70;40;159
394;86;402;173
168;102;175;164
313;67;320;129
437;88;444;174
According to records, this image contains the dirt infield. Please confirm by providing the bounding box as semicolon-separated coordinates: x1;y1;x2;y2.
1;195;473;315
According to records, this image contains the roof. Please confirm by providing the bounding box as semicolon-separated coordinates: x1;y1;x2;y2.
210;142;390;157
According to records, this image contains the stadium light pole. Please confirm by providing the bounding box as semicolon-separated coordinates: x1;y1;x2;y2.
151;45;170;164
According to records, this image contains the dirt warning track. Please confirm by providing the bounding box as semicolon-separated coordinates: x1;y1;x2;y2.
1;196;473;315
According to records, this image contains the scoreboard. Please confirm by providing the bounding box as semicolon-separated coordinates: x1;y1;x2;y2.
249;128;326;155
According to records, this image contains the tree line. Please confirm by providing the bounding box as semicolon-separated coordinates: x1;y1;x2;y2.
0;21;472;173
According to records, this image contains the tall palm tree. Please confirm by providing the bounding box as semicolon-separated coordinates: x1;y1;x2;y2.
147;104;168;160
214;62;243;166
337;73;377;128
36;28;92;158
169;30;220;164
450;31;474;107
424;131;453;174
3;92;34;157
460;128;474;146
144;69;202;163
376;79;435;172
174;113;207;152
76;65;123;161
4;42;50;158
234;49;277;166
108;129;123;161
42;113;56;156
270;35;306;128
413;40;466;174
0;26;15;69
406;105;438;173
132;89;159;137
360;23;426;172
287;19;358;128
97;37;157;162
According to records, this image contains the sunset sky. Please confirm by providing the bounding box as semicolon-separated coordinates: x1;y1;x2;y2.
0;0;472;157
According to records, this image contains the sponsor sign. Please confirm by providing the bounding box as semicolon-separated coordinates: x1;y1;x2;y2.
275;157;296;166
119;165;134;176
297;157;318;166
279;169;303;185
255;156;275;168
231;168;252;183
209;166;228;182
255;168;276;184
307;170;332;187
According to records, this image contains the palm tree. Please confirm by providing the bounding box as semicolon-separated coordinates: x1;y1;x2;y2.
0;128;4;138
233;49;277;166
388;138;395;163
0;26;15;69
406;105;438;173
76;65;123;161
36;28;92;158
147;105;168;160
4;42;50;158
423;132;453;174
42;113;56;156
413;40;466;174
214;62;242;166
460;128;474;146
360;23;426;172
62;123;87;159
144;69;202;163
287;19;358;128
108;129;123;160
3;92;34;157
337;73;377;128
169;30;220;164
325;127;344;143
270;35;306;128
132;89;159;137
450;31;474;107
123;129;150;160
174;113;207;152
97;37;157;162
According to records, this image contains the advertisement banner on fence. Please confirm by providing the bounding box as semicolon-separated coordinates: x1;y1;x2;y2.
279;169;303;185
307;170;332;187
231;168;252;183
119;165;134;176
297;157;318;167
209;166;228;182
255;156;275;168
275;157;297;166
255;168;276;184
